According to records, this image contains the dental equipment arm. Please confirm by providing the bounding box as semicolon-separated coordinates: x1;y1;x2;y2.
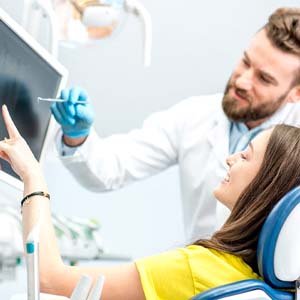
124;0;152;67
22;0;59;56
26;214;41;300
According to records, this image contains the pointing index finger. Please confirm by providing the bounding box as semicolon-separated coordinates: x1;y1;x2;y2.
2;105;21;139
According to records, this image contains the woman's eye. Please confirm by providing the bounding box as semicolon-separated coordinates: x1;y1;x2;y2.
240;153;247;160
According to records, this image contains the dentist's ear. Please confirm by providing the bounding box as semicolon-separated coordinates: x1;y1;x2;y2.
287;85;300;103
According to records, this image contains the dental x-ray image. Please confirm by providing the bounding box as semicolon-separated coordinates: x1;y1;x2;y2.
0;18;63;180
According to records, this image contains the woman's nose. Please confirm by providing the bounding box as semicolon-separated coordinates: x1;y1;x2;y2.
226;153;239;167
226;156;234;167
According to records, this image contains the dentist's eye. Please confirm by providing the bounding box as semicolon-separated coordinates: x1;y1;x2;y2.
242;58;250;67
259;74;271;85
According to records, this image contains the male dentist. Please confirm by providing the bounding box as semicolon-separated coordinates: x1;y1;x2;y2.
52;7;300;242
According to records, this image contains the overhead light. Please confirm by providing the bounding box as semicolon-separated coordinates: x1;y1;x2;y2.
22;0;152;66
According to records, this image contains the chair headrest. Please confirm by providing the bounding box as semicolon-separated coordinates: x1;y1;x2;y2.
257;186;300;289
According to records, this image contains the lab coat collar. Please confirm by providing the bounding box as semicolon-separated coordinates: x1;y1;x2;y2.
206;102;293;169
207;109;230;169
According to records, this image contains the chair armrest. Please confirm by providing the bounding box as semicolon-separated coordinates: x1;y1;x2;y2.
191;279;293;300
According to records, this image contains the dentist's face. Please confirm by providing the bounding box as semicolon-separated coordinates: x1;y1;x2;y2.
214;129;272;210
222;29;300;129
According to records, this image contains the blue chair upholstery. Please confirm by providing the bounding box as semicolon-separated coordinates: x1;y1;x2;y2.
191;186;300;300
191;279;293;300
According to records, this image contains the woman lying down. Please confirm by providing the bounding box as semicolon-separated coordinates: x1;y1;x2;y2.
1;104;300;300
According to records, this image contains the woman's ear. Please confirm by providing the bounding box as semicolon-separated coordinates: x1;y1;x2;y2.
287;85;300;103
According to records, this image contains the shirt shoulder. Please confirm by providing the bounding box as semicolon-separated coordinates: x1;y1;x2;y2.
135;245;260;300
165;93;225;132
184;245;260;291
281;102;300;126
173;93;223;116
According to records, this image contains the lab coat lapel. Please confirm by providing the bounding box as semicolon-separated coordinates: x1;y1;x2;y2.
207;111;230;169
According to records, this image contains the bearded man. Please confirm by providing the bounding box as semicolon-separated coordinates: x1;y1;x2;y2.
52;7;300;242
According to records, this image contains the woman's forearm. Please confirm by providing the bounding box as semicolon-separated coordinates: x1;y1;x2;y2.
0;105;144;299
21;173;146;300
21;172;65;291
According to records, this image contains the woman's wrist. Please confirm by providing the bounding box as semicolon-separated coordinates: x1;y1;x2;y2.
22;168;48;195
21;191;50;208
21;163;43;182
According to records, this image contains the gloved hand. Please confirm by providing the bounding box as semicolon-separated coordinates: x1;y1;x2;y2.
51;87;94;139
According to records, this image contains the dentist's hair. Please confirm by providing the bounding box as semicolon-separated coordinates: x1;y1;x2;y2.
264;7;300;84
195;124;300;272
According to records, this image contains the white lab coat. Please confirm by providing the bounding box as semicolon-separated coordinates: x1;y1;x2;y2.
57;93;300;242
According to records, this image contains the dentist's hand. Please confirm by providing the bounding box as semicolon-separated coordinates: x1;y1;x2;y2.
51;87;94;146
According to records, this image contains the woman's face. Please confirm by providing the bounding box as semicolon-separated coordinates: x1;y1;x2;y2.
214;129;273;210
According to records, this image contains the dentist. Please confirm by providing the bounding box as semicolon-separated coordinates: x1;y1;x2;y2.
51;7;300;242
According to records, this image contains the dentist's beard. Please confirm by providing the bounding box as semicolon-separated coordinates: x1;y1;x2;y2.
222;81;287;123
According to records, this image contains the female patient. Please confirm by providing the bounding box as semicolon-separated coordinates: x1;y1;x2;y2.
1;104;300;300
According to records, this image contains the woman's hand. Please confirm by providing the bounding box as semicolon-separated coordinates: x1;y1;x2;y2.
0;105;41;182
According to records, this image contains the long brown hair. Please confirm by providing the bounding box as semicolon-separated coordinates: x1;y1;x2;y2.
195;124;300;272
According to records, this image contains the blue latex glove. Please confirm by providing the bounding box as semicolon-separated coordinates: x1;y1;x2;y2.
51;87;94;138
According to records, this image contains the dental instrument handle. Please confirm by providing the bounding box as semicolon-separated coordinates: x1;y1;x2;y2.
87;275;105;300
26;242;40;300
37;97;88;104
70;274;93;300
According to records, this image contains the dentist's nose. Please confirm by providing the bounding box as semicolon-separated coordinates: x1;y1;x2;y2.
235;69;253;91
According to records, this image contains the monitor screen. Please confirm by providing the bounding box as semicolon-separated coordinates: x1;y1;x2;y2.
0;11;67;186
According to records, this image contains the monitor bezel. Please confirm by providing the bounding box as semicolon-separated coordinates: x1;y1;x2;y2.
0;8;68;191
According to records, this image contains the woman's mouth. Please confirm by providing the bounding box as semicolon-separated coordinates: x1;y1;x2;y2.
223;173;230;183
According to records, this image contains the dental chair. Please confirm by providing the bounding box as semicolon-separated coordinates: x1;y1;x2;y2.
192;186;300;300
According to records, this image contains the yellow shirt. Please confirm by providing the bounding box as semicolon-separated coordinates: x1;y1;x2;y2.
135;245;261;300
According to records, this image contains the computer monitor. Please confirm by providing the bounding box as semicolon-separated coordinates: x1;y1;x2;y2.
0;8;68;190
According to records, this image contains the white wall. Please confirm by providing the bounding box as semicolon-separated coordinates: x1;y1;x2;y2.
0;0;299;297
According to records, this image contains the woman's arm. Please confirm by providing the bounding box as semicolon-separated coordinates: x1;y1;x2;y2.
0;105;145;300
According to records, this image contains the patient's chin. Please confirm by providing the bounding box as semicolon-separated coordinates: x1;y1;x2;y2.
214;187;231;210
213;187;222;202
